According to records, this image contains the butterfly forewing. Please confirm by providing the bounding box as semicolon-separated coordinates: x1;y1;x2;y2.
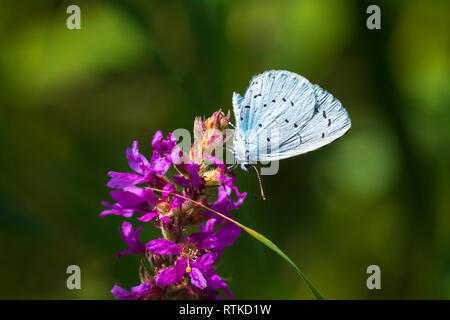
258;83;351;161
232;70;351;163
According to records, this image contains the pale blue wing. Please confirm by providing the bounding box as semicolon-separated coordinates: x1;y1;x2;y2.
232;70;317;162
256;83;351;161
232;92;244;128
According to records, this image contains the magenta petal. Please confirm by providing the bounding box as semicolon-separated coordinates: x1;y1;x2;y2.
193;252;217;270
99;209;114;217
152;130;163;149
189;267;207;289
170;146;186;165
186;163;200;188
146;239;181;255
116;248;138;257
204;268;227;289
111;285;135;300
187;231;210;247
111;282;152;300
101;201;113;208
171;195;185;210
172;175;190;188
162;183;176;197
117;221;145;257
199;218;218;233
100;207;134;218
158;132;177;153
121;220;134;235
160;215;170;224
198;223;241;250
107;172;146;189
151;156;172;175
110;190;143;208
156;258;187;287
130;282;152;296
100;201;135;218
138;212;158;222
126;141;150;175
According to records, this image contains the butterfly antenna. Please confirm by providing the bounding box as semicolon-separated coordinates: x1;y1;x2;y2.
252;165;266;200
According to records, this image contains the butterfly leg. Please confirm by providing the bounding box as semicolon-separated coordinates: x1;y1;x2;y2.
227;154;238;170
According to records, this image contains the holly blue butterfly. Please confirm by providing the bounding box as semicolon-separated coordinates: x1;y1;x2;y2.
232;70;351;171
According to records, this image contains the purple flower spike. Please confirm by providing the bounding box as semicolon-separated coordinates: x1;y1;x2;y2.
102;122;245;300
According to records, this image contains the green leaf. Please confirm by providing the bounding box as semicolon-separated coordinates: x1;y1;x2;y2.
208;212;324;299
243;227;324;300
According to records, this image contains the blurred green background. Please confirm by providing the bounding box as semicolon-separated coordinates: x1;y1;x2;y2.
0;0;449;299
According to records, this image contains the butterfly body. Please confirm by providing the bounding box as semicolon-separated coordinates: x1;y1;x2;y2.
232;70;351;169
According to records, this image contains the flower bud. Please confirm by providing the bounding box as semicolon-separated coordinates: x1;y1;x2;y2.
191;110;230;164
